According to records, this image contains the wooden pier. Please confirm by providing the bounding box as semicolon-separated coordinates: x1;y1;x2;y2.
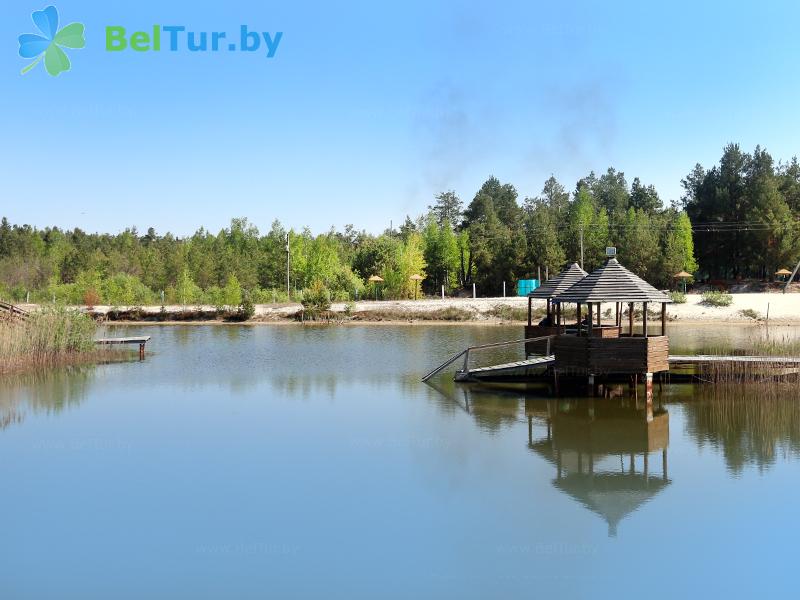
95;336;151;359
668;355;800;366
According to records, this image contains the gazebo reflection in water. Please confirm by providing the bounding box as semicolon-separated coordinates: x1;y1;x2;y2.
526;393;670;537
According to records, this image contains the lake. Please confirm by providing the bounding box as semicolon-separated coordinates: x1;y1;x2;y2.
1;323;798;599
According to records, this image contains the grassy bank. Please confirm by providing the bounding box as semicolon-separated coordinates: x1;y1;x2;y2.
0;308;119;374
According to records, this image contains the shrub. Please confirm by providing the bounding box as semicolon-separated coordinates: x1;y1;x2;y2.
103;273;155;306
249;287;289;304
739;308;761;320
487;305;530;321
669;291;687;304
421;307;473;321
238;294;256;320
701;291;733;307
83;288;101;308
300;281;332;320
222;274;242;307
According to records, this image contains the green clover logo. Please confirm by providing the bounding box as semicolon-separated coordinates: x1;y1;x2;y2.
18;5;85;76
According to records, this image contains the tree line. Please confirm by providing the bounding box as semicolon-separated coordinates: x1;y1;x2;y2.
1;144;797;305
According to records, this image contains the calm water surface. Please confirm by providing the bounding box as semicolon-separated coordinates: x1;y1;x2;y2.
2;324;799;599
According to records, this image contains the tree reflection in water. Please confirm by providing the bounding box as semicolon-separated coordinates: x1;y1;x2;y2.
683;385;800;473
0;366;96;431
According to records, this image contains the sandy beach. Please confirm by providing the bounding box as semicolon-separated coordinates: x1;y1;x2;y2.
19;291;799;324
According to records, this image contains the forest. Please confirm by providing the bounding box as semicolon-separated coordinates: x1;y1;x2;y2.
1;144;798;305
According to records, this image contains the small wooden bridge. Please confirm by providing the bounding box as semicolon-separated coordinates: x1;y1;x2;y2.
0;300;28;321
95;336;151;359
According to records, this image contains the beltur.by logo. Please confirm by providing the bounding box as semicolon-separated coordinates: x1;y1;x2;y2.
105;25;283;57
18;5;85;76
17;5;283;78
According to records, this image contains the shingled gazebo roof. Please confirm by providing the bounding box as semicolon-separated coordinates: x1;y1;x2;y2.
528;262;588;299
553;258;671;303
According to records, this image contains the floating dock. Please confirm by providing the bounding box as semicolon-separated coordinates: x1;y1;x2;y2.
95;336;151;359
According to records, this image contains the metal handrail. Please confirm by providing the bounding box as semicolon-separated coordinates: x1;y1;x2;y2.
421;334;556;382
421;349;467;382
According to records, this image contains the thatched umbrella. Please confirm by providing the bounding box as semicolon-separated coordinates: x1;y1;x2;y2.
368;275;384;300
776;268;793;283
409;274;424;300
673;270;692;293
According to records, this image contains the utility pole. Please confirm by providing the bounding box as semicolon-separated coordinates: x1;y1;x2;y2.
579;225;585;270
286;232;290;299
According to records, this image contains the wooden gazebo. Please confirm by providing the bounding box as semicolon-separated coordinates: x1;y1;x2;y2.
526;262;588;336
551;258;673;395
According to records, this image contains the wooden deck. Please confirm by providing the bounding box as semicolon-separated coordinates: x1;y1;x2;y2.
95;336;151;359
456;355;555;382
95;336;151;345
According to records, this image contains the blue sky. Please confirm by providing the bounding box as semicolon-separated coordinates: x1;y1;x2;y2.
2;0;800;236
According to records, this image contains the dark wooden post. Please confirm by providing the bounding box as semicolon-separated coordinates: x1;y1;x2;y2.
661;302;667;336
528;296;532;326
615;302;620;329
546;298;551;320
628;302;634;336
139;343;145;360
576;303;582;336
597;302;601;326
556;302;561;330
642;302;648;337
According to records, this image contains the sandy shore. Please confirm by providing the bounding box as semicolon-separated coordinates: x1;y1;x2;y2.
17;292;799;324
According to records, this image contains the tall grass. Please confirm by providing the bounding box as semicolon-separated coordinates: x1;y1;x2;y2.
701;290;733;307
748;336;800;356
0;307;99;372
669;291;687;304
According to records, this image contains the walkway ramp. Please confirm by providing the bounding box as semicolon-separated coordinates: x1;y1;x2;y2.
456;355;554;382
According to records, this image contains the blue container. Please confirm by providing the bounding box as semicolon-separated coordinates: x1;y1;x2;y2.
517;279;539;296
